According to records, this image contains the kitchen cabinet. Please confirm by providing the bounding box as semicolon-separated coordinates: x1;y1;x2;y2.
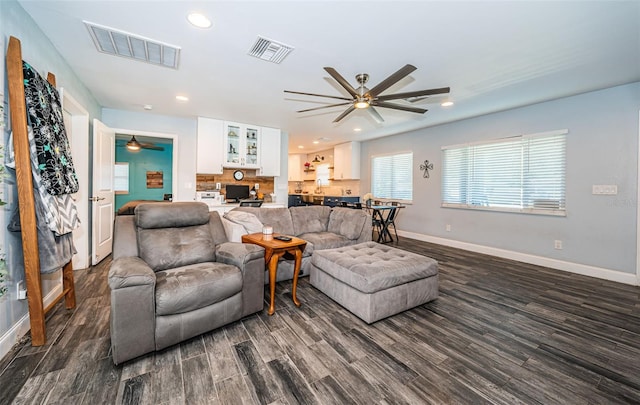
288;154;305;182
333;141;361;180
288;194;303;207
257;127;281;176
224;121;260;168
323;196;360;207
197;117;224;174
197;117;281;174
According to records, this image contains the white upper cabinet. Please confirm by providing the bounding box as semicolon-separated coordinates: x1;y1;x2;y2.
333;141;361;180
257;127;281;177
197;117;224;174
224;122;260;168
197;117;281;175
288;153;304;182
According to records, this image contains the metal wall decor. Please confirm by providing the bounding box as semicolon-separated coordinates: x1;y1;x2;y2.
420;160;434;178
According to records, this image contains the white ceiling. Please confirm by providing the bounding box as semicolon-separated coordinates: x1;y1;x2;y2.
18;1;640;153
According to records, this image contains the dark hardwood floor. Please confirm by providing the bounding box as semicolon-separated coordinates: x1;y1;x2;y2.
1;238;639;404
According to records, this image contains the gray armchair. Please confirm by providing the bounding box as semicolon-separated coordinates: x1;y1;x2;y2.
108;202;265;364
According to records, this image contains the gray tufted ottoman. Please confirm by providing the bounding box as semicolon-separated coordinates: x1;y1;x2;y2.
310;241;438;323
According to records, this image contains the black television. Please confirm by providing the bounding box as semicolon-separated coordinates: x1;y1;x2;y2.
225;184;250;202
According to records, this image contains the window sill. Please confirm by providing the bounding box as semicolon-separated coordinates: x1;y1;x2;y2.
441;203;566;217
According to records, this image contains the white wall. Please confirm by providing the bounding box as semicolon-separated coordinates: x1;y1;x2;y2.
101;109;198;202
0;0;101;359
361;82;640;282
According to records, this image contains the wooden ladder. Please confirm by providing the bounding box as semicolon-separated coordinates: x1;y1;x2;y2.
6;36;76;346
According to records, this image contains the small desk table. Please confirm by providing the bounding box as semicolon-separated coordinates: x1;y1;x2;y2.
241;233;307;315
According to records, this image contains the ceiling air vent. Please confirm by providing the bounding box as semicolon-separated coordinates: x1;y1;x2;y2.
84;21;181;69
248;36;293;64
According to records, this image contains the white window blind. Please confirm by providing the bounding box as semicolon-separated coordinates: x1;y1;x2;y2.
442;130;567;215
372;152;413;201
114;162;129;194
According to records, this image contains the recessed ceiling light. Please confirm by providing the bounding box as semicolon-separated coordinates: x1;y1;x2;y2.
176;95;189;102
143;104;153;110
187;13;212;29
298;145;304;149
312;140;319;144
354;128;362;132
441;101;454;107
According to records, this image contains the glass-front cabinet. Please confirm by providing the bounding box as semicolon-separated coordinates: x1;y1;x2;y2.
224;122;260;168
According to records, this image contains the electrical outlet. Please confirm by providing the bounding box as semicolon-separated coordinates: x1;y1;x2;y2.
254;183;260;190
446;224;451;232
554;240;563;250
16;280;27;300
216;182;221;190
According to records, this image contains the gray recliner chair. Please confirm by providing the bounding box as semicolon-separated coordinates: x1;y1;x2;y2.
108;202;265;364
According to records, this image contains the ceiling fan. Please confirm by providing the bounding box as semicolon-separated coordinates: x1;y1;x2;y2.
125;136;165;151
285;64;450;123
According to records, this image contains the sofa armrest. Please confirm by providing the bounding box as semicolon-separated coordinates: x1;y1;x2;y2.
216;241;264;267
355;212;373;244
108;256;156;364
108;256;156;290
216;242;265;316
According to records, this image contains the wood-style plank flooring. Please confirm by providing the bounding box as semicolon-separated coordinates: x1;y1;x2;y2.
1;238;639;404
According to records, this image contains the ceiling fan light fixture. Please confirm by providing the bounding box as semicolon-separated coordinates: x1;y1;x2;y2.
126;136;141;151
354;99;370;109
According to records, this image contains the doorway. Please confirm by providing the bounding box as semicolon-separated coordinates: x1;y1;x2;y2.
114;133;174;212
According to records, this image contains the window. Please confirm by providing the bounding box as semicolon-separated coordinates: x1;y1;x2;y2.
316;163;330;186
442;129;567;215
114;162;129;194
372;152;413;202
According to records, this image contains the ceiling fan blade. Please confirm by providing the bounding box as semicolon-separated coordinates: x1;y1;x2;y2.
333;105;356;123
284;90;352;101
376;87;451;101
367;64;417;97
368;106;384;123
324;67;358;97
140;143;165;151
297;102;353;113
372;101;427;114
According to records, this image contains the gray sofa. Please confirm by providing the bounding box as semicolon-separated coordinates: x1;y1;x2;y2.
222;206;371;281
108;202;265;364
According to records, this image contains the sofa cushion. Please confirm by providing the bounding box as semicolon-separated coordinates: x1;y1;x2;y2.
138;224;216;272
327;207;368;240
290;206;332;236
136;202;210;229
298;232;350;256
234;207;295;235
155;262;242;315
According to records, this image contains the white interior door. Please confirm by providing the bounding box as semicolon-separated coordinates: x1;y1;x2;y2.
92;119;115;265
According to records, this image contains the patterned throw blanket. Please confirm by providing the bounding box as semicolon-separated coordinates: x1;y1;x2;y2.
4;62;80;272
22;61;79;195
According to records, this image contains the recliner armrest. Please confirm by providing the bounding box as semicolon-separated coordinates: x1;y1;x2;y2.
216;242;264;268
108;256;156;290
216;242;265;317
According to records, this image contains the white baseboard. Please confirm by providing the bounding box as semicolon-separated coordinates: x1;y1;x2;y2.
0;283;64;361
398;230;639;286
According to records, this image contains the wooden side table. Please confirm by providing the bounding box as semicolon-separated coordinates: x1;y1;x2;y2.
241;233;307;315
